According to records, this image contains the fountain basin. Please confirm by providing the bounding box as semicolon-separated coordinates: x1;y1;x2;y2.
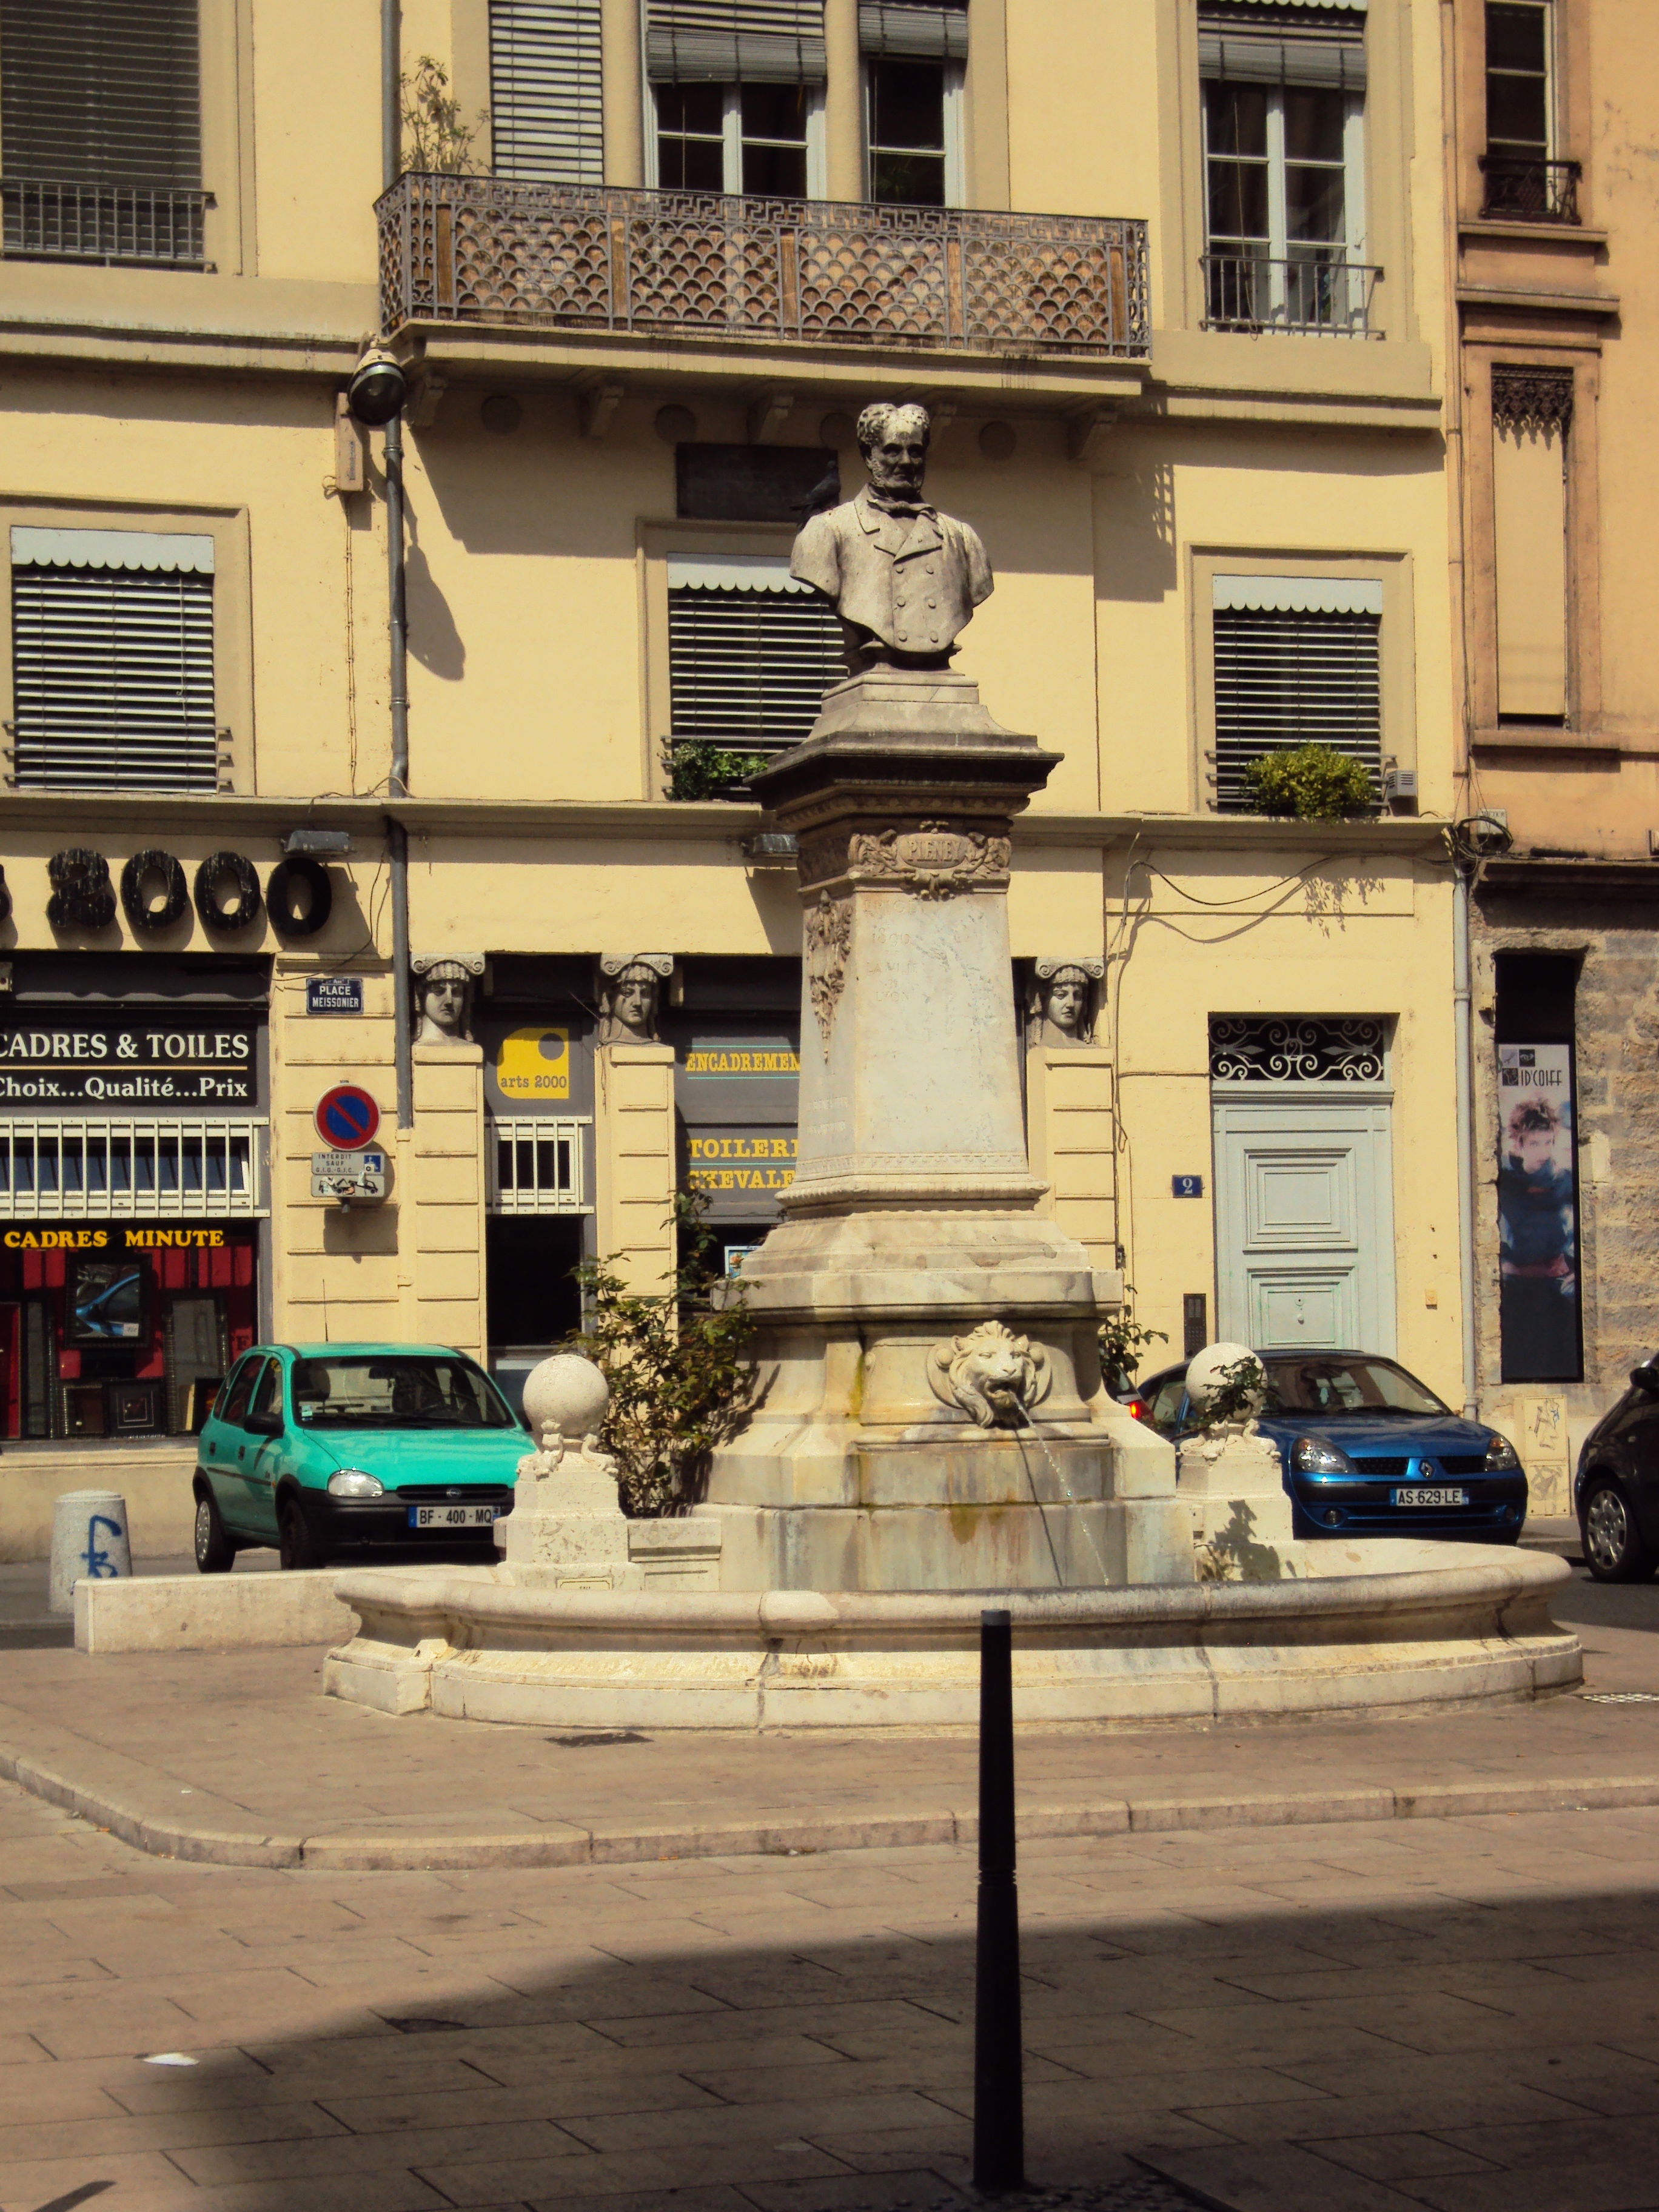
325;1540;1580;1731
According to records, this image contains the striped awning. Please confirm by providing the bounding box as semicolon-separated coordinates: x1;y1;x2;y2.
859;3;969;62
1214;574;1382;615
1199;0;1366;87
11;525;215;573
669;552;814;592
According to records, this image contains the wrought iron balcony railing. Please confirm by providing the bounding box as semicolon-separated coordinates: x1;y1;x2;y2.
1;178;211;267
1478;155;1581;225
378;175;1150;358
1201;251;1380;338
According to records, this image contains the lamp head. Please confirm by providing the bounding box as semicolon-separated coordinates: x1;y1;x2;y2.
347;346;407;427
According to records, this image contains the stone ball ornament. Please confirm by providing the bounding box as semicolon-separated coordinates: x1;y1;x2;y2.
1184;1342;1267;1423
520;1353;611;1452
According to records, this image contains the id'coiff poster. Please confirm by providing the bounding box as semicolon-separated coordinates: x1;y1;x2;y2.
1497;1041;1581;1382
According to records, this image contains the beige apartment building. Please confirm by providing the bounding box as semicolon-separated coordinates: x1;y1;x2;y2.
1446;0;1659;1498
0;0;1470;1548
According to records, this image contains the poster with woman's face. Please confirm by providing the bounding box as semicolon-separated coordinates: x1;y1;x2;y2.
1497;1042;1581;1382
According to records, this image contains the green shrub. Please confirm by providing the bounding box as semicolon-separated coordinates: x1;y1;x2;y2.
1098;1284;1167;1395
571;1190;756;1515
664;738;773;802
1242;744;1376;820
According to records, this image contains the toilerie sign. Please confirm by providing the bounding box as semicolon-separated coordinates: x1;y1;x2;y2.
0;1021;256;1105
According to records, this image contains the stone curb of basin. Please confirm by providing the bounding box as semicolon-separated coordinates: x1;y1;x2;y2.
1;1702;1655;1875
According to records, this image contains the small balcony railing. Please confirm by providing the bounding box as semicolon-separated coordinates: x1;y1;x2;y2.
1478;155;1581;225
378;175;1151;358
1201;251;1380;338
1;178;211;267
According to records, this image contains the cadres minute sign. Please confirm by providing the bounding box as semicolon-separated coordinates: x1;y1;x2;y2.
0;1021;255;1104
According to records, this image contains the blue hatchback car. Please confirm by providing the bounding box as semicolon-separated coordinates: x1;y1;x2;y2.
1130;1351;1527;1542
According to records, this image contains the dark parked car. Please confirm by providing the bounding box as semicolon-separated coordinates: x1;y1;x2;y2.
1131;1351;1527;1543
1575;1361;1659;1581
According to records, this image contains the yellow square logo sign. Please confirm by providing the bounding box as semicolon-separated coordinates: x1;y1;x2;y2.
495;1027;571;1101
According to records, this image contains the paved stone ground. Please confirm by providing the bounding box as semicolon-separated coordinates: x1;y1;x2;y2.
0;1561;1655;1868
8;1773;1659;2211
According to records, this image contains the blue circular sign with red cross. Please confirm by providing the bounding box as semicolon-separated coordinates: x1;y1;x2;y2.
315;1084;380;1150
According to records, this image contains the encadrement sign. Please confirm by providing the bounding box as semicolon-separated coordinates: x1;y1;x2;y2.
1208;1016;1388;1084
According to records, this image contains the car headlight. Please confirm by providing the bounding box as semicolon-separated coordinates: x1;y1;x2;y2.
1291;1435;1355;1476
1484;1433;1523;1473
327;1469;384;1499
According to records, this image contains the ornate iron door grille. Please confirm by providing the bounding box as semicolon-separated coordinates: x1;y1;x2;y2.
1209;1018;1389;1085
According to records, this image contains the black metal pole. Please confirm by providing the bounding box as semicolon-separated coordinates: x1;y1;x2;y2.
974;1607;1025;2193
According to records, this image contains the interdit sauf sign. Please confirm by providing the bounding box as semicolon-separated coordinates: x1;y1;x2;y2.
0;1023;256;1105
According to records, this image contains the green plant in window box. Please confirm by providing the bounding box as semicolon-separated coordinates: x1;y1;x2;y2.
1242;744;1377;821
571;1189;756;1517
663;737;773;802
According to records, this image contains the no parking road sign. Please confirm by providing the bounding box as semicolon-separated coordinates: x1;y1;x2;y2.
315;1083;381;1150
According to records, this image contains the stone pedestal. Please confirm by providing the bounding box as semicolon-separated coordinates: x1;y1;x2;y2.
1176;1427;1297;1581
705;667;1189;1592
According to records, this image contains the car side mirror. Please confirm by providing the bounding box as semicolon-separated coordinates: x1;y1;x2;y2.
1631;1367;1659;1395
244;1409;284;1436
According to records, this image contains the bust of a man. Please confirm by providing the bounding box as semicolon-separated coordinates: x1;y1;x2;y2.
790;401;993;669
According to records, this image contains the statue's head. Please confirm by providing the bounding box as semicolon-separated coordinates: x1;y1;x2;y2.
598;954;672;1044
858;401;930;499
1043;965;1091;1037
412;953;483;1044
1030;957;1104;1050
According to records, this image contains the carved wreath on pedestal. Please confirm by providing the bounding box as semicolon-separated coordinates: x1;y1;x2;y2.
850;820;1010;900
805;891;852;1058
929;1321;1052;1429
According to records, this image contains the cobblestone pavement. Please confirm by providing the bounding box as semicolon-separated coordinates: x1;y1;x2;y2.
5;1772;1659;2212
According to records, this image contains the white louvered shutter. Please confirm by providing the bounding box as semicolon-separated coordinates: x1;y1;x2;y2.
1212;576;1382;811
858;2;968;62
669;558;842;762
489;0;605;184
11;530;218;792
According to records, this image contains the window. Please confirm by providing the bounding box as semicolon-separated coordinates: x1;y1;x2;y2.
0;1122;262;1219
859;2;967;206
1209;575;1382;812
488;1118;589;1213
1491;367;1572;725
1481;2;1574;220
489;0;604;184
654;81;813;195
666;552;843;788
0;0;207;267
1199;5;1369;334
9;526;218;791
646;1;825;194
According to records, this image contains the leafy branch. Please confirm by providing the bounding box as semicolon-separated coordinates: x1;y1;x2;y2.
401;56;488;176
1098;1284;1166;1395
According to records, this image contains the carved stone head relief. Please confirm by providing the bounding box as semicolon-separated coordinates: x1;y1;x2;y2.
598;954;673;1044
412;953;484;1044
1028;957;1104;1050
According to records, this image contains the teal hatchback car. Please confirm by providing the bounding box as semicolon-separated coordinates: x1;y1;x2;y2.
193;1342;527;1572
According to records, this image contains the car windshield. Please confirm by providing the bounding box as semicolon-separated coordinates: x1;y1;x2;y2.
290;1355;517;1429
1262;1356;1449;1418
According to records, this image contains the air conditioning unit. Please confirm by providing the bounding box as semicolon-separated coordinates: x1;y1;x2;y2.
1383;767;1418;801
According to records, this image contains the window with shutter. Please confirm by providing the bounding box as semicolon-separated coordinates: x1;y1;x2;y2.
667;554;842;790
1210;575;1382;812
0;0;207;266
489;0;605;184
10;527;218;793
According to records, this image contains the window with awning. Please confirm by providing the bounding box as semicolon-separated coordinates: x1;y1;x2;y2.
1210;573;1383;811
489;0;605;184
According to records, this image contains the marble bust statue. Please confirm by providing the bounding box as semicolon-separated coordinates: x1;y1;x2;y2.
412;953;484;1044
597;954;672;1045
789;401;993;669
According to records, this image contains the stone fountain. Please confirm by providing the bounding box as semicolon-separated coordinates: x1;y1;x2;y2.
325;403;1580;1728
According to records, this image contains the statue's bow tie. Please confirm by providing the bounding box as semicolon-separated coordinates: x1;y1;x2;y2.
866;494;931;521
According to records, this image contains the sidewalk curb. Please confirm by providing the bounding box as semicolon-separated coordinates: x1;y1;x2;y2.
4;1718;1659;1870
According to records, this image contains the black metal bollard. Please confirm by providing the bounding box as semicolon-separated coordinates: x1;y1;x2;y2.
973;1606;1025;2193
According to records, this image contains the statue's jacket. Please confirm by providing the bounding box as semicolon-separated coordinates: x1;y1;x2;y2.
790;486;993;655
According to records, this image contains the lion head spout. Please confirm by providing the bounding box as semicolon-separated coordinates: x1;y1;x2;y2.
928;1321;1051;1429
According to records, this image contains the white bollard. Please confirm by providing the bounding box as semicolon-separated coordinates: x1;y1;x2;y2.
49;1490;132;1615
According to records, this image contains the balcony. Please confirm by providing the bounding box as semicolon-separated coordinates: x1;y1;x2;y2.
377;175;1150;361
1478;155;1581;226
1;179;212;269
1201;252;1380;339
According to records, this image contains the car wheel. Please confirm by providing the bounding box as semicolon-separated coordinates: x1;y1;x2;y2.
1582;1479;1657;1583
278;1495;323;1572
193;1488;235;1575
